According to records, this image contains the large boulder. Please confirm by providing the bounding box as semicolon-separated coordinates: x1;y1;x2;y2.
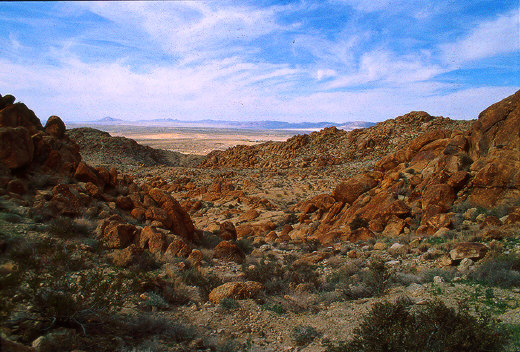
0;127;34;169
332;174;377;204
208;281;263;304
213;241;245;263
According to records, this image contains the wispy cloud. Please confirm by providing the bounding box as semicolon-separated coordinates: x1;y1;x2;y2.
440;9;520;65
0;2;517;123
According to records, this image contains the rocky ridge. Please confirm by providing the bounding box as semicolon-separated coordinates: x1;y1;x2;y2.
0;91;519;352
67;127;201;171
199;111;472;171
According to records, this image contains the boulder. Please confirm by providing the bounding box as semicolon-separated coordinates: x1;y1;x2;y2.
44;115;66;138
213;240;245;263
332;174;377;204
208;281;263;303
0;127;34;169
449;242;489;262
218;221;237;241
164;236;192;258
102;221;137;249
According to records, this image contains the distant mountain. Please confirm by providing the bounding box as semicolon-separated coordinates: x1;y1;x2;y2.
93;116;124;124
78;117;375;131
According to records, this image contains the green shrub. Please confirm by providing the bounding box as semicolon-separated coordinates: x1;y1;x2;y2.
261;302;287;315
220;297;239;310
468;254;520;288
178;267;222;299
46;216;90;238
236;237;254;254
327;299;508;352
360;256;393;297
349;215;369;231
292;325;321;346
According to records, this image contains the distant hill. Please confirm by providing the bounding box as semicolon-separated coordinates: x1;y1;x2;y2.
76;117;375;131
67;127;201;171
199;111;473;171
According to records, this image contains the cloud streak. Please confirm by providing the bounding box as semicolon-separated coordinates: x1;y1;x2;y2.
0;2;517;123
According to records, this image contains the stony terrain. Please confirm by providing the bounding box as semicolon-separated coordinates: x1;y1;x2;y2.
67;127;201;172
0;91;519;351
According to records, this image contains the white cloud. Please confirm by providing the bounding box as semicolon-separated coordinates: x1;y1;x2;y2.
440;9;520;65
324;50;445;89
316;69;337;80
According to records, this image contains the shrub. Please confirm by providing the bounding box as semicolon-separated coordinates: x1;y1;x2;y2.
292;325;321;346
360;256;393;297
327;299;508;352
29;268;132;333
349;215;368;231
178;267;222;299
46;216;91;238
219;297;239;310
261;302;287;315
467;254;520;288
124;313;195;342
236;237;253;254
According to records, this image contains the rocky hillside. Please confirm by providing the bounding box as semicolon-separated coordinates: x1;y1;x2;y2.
291;90;520;245
199;111;472;170
67;127;201;171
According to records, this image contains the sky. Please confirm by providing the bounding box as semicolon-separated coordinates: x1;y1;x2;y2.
0;1;519;123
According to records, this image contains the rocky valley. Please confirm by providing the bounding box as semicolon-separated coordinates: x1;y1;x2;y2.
1;91;520;352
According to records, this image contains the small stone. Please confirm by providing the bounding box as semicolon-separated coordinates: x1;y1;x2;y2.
433;276;445;284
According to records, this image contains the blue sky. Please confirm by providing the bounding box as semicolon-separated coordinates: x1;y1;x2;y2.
0;1;518;123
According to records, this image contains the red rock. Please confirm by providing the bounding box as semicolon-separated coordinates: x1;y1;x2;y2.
164;236;192;258
0;102;42;134
280;224;293;236
265;231;278;242
332;174;377;204
74;162;101;186
239;208;260;221
0;127;34;169
116;196;134;211
187;249;203;266
6;179;26;195
44;115;66;138
348;227;375;242
479;215;502;229
449;242;489;262
213;240;245;263
219;221;237;241
208;281;263;303
103;222;137;249
131;207;146;222
145;206;171;228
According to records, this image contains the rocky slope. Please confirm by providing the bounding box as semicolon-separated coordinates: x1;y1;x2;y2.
67;127;201;171
290;90;520;245
199;112;472;171
1;92;519;352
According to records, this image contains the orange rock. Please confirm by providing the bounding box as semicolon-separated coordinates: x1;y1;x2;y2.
116;196;134;211
0;126;34;169
449;242;489;262
332;174;377;204
44;115;66;138
74;162;101;186
213;240;245;263
218;221;237;241
164;236;191;258
208;281;263;303
103;222;137;249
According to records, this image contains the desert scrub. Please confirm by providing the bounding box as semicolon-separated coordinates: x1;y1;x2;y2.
46;216;91;238
292;325;321;346
178;267;222;299
467;253;520;288
360;256;393;297
326;298;508;352
219;297;239;310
